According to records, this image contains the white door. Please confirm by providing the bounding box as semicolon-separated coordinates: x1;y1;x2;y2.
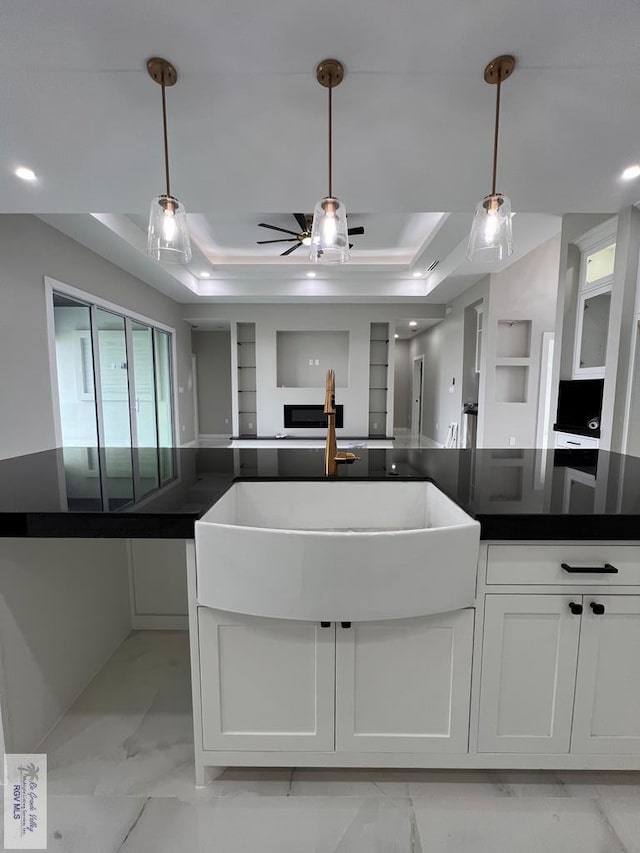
478;595;581;754
572;595;640;754
411;356;423;435
198;609;335;751
335;610;474;753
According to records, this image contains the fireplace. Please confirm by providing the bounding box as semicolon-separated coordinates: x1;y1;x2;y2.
283;404;344;429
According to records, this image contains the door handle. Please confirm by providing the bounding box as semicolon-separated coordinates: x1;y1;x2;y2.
320;621;331;628
590;602;605;615
341;621;352;629
569;601;583;615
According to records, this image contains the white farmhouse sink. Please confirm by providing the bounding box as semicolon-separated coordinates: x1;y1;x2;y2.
195;481;480;622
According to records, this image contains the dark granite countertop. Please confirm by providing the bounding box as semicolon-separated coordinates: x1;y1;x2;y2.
0;445;639;540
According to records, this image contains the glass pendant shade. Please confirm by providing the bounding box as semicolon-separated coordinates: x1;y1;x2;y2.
147;195;192;264
309;196;350;264
466;193;513;263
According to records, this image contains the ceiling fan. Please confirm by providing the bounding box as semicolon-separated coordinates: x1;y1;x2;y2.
257;214;365;257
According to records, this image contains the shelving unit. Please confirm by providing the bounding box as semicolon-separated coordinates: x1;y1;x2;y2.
368;323;389;437
494;320;532;404
236;322;256;437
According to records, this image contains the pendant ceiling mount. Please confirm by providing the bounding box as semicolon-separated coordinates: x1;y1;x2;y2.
146;57;178;87
483;54;515;85
316;59;344;89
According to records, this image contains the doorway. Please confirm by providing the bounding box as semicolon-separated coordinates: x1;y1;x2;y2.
411;355;424;435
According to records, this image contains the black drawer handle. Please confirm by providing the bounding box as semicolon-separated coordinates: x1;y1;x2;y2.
320;621;331;628
590;602;606;615
561;562;618;574
566;440;581;446
569;601;583;615
341;621;352;629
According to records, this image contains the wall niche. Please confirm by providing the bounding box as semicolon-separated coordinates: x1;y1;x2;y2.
276;331;349;388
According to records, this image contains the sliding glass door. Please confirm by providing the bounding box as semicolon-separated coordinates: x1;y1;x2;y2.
51;289;176;506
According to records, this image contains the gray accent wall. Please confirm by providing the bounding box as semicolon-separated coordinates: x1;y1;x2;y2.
193;330;232;435
0;214;195;460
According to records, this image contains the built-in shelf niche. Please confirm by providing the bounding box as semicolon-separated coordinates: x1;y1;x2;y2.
495;365;528;403
237;322;257;436
276;331;349;388
369;323;389;437
497;320;531;358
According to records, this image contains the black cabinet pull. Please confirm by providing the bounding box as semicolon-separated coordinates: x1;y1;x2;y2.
590;602;606;615
569;601;583;615
341;621;352;629
320;621;331;628
561;562;618;574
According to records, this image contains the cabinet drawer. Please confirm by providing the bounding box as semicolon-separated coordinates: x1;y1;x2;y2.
554;431;599;449
487;545;640;585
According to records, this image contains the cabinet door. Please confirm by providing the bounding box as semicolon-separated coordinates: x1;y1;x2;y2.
198;608;335;751
335;610;474;753
572;596;640;754
478;595;581;754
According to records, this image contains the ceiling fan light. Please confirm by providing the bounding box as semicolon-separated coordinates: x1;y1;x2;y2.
310;196;350;264
148;194;192;264
466;192;513;263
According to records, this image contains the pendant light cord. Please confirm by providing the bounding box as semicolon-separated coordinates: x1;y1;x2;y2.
328;84;333;198
161;72;171;199
491;76;501;197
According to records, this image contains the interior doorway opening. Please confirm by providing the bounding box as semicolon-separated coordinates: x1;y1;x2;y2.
411;355;424;436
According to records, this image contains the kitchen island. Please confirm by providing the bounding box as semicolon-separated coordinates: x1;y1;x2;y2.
1;445;640;780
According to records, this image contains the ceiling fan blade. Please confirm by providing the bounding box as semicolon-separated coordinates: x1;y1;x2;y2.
281;243;302;257
347;226;365;236
293;213;308;232
258;222;299;236
256;239;298;244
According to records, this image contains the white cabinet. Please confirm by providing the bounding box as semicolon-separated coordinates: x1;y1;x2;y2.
572;595;640;754
479;591;640;756
336;610;474;753
573;224;616;379
478;595;581;753
198;607;474;755
198;608;335;751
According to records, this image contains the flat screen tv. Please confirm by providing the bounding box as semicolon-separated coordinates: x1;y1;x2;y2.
555;378;604;436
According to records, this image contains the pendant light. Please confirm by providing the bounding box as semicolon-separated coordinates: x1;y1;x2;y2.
146;57;192;264
467;55;516;263
310;59;350;264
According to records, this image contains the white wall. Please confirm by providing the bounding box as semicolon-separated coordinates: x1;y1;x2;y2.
480;234;561;448
192;330;232;435
0;538;130;752
0;215;195;460
410;278;490;446
393;340;411;429
184;303;445;437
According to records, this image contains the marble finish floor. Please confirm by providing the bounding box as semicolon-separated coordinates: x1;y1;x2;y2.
3;630;640;852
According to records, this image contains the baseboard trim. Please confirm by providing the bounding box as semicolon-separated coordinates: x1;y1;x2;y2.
180;439;197;447
198;434;231;440
131;614;189;631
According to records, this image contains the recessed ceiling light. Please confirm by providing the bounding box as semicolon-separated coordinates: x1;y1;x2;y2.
394;333;399;339
200;271;211;278
409;321;418;328
306;271;316;278
412;271;423;278
622;164;640;181
14;166;36;181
